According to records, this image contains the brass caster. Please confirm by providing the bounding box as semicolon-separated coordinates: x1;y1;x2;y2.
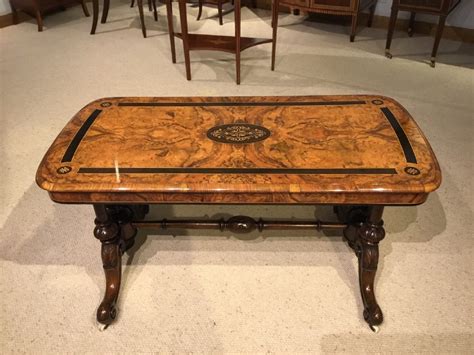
96;321;109;331
385;49;392;59
370;325;380;333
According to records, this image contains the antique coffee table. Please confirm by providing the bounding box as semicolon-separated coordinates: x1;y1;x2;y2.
36;95;441;331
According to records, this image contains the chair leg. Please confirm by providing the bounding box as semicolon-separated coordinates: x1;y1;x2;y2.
385;6;398;59
90;0;99;34
178;0;191;80
367;3;375;27
152;0;158;21
218;0;223;25
271;0;279;71
101;0;110;23
430;15;446;68
131;0;135;7
10;1;19;24
137;0;147;38
166;0;176;63
80;0;90;17
350;13;358;42
35;9;43;32
197;0;203;20
408;12;416;37
148;0;152;11
235;0;241;84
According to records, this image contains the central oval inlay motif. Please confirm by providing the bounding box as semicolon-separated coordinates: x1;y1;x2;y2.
207;123;271;144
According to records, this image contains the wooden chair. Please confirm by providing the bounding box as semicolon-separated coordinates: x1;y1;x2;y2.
196;0;256;25
9;0;90;31
166;0;273;84
90;0;158;37
385;0;462;67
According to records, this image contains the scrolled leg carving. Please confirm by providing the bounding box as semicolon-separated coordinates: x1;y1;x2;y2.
339;205;386;331
358;215;385;330
92;204;148;327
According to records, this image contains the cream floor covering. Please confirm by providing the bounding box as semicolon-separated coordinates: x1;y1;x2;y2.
0;1;473;353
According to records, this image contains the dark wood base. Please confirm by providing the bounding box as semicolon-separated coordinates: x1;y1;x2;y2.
93;203;386;331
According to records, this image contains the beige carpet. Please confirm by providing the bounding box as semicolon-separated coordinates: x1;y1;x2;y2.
1;1;473;353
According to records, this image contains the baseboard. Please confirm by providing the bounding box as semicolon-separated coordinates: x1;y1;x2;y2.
1;0;473;43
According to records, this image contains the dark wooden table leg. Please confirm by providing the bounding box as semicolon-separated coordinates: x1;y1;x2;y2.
235;0;241;84
101;0;110;23
271;0;279;71
408;11;416;37
80;0;90;17
93;204;149;328
197;0;203;20
385;6;398;59
337;205;385;331
166;0;177;63
152;0;158;21
430;15;446;68
93;204;121;327
90;0;99;34
178;0;192;80
137;0;147;38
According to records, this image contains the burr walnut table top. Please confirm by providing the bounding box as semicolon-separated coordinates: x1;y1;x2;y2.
36;96;441;205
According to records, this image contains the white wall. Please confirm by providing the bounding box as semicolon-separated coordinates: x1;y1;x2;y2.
375;0;474;29
0;0;472;28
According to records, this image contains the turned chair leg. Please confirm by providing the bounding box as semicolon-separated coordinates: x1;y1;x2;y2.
178;0;191;80
430;15;446;68
101;0;110;23
385;6;398;59
408;11;416;37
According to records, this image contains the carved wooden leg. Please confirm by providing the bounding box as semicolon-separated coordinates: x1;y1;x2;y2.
337;205;385;331
93;204;121;326
10;1;19;24
357;206;385;330
93;204;148;327
385;6;398;59
408;12;416;37
430;15;446;68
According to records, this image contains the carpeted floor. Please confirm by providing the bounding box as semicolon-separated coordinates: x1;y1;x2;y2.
0;1;473;353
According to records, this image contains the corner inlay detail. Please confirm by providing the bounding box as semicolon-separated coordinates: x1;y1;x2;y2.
207;123;271;144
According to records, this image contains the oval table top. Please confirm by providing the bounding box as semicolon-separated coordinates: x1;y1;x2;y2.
36;95;441;205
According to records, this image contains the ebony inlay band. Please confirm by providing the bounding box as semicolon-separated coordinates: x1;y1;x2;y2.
61;109;102;163
78;167;397;174
381;107;417;164
117;101;366;107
